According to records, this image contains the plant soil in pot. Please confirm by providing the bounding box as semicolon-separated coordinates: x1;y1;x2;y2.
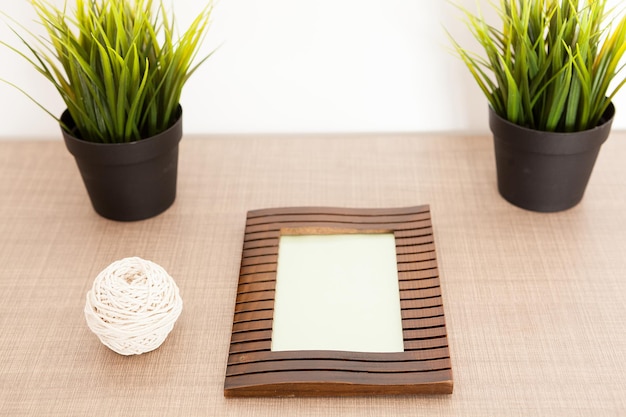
489;103;615;212
62;108;183;221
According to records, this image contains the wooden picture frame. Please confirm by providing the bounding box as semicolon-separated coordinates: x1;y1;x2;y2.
225;205;453;397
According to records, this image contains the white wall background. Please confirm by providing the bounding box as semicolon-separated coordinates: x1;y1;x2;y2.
0;0;625;138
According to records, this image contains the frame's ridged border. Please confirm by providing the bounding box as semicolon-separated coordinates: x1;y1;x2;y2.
225;205;453;397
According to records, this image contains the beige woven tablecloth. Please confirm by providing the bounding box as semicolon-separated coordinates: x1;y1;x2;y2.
1;133;625;416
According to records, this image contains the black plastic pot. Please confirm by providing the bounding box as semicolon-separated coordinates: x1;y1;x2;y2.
489;104;615;212
61;108;183;221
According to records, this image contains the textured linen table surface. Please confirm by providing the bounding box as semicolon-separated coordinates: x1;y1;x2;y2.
0;133;625;416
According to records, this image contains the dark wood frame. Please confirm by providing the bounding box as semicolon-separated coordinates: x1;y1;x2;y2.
225;206;453;397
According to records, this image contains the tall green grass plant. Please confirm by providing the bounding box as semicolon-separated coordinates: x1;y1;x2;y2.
2;0;213;143
449;0;626;132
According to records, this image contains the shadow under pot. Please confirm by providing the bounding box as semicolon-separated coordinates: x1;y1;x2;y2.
61;107;183;221
489;103;615;213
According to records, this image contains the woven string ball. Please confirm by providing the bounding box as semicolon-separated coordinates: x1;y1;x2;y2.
84;257;183;355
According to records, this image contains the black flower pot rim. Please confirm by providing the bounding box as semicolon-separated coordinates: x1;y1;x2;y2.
61;105;183;166
488;102;615;156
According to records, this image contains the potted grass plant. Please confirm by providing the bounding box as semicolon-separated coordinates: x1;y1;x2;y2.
449;0;626;212
2;0;213;221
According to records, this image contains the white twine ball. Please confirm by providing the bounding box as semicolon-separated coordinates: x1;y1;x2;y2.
84;257;183;355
